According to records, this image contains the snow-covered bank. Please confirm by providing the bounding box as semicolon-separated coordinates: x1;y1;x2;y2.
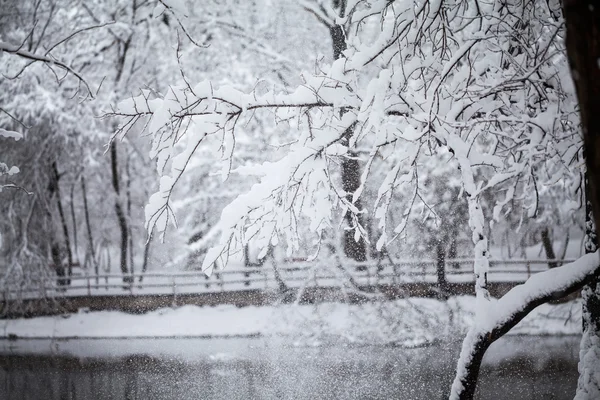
0;296;581;345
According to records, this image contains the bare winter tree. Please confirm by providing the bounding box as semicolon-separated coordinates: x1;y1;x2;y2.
0;0;99;299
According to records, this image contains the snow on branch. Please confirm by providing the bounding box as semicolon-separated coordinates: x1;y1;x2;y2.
0;126;23;191
105;1;587;399
111;0;580;279
300;0;336;28
109;60;359;250
0;41;93;97
198;111;358;274
0;128;22;141
450;251;600;399
484;252;600;334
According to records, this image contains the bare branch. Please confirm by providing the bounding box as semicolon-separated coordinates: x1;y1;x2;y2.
0;41;93;97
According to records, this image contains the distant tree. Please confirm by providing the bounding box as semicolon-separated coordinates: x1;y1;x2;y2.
0;0;210;286
0;0;99;295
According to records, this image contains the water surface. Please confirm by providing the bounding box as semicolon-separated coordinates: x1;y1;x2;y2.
0;336;580;399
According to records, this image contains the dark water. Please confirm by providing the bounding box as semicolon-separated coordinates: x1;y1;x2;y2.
0;336;580;400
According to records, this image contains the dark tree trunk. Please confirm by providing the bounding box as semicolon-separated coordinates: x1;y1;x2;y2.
564;0;600;244
540;227;558;268
562;2;600;398
51;243;65;286
330;21;367;263
139;234;152;282
69;180;78;264
329;24;346;60
110;142;131;284
81;176;98;282
436;242;448;296
340;141;367;263
126;153;134;275
304;1;367;262
243;244;252;286
51;162;73;284
448;234;460;269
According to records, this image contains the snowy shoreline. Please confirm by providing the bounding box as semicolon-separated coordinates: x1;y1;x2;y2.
0;296;582;344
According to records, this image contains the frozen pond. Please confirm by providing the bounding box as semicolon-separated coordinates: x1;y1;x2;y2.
0;336;580;399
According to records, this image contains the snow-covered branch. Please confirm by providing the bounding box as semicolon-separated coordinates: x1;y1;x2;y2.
450;251;600;399
110;0;579;279
0;41;93;96
0;128;23;192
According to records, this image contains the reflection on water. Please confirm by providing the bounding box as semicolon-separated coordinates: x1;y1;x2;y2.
0;336;580;400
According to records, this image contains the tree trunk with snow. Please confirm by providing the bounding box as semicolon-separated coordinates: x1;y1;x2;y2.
449;253;600;400
449;194;492;399
331;19;368;263
449;2;600;399
340;126;368;263
576;176;600;399
564;1;600;398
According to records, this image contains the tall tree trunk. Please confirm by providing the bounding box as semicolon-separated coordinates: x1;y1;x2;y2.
110;142;130;284
540;226;558;268
557;229;570;266
330;20;367;263
139;233;152;282
81;176;98;282
50;242;65;286
575;173;600;399
126;153;134;275
449;194;491;399
564;2;600;398
303;1;367;262
449;233;460;269
436;241;448;296
51;162;73;285
69;180;78;265
340;137;367;262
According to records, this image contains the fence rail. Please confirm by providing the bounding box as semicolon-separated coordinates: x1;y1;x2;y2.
0;258;576;302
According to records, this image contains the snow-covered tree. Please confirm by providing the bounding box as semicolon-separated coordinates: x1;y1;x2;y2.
0;0;188;287
111;0;600;397
0;0;102;295
4;0;599;397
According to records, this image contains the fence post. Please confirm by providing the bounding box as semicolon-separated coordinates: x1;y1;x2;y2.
219;273;224;292
87;275;91;296
527;261;531;279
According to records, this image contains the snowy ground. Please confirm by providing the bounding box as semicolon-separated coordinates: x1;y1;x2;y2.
0;296;581;345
